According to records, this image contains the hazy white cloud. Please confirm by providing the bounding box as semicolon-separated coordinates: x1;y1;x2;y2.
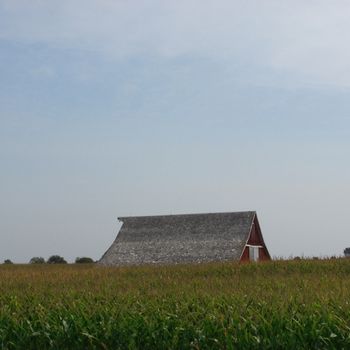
1;1;350;86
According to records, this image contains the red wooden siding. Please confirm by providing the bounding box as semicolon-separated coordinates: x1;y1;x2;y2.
240;215;271;262
240;246;249;261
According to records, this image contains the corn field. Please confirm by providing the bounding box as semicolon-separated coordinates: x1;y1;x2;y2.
1;259;350;349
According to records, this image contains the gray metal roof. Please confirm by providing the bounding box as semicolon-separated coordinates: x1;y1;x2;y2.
99;211;256;266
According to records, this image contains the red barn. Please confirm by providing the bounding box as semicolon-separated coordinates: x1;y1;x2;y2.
239;212;270;262
99;211;271;265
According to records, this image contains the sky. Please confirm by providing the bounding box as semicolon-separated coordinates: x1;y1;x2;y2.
1;0;350;263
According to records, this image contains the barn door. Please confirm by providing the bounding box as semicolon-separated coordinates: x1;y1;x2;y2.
249;246;259;262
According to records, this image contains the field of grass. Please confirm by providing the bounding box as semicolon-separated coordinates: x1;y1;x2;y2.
1;259;350;349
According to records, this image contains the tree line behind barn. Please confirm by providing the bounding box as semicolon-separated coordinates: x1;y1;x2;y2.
2;256;95;264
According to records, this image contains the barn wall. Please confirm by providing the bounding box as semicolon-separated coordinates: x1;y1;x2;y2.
247;219;260;245
241;246;250;262
240;215;271;262
240;246;270;262
258;247;270;261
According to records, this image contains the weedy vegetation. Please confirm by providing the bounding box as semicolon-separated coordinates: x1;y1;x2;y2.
1;259;350;349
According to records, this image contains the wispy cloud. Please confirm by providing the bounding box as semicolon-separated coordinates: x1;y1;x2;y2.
1;1;350;87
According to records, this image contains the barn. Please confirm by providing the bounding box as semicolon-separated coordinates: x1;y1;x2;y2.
99;211;270;265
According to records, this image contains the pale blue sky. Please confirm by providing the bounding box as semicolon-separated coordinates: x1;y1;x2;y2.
1;1;350;262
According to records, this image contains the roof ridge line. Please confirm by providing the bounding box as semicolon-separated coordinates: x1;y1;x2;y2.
118;210;256;221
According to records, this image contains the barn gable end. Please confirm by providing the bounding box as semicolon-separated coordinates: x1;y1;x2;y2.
240;214;271;262
99;211;270;266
